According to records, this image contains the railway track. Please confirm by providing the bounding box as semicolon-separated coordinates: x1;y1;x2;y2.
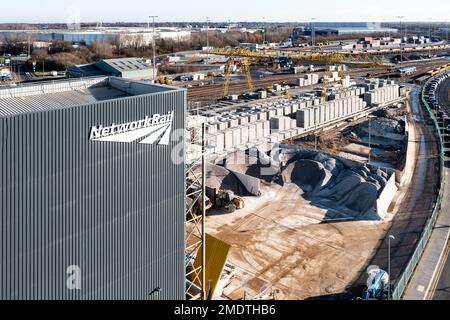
187;73;309;98
186;61;445;101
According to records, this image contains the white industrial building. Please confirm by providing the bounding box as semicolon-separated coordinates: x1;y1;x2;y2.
0;27;192;46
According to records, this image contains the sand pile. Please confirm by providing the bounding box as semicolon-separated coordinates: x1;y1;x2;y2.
195;164;250;195
278;151;390;219
281;159;332;193
224;147;280;181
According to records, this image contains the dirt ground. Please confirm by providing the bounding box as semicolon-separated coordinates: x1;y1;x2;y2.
207;181;390;300
204;103;416;300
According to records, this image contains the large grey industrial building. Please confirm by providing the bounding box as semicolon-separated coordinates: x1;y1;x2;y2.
0;77;186;299
291;22;398;45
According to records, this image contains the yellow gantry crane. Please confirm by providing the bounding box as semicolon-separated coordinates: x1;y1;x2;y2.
222;48;256;97
209;47;388;68
209;47;389;98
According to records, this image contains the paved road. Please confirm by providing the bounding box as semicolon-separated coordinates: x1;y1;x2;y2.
352;87;438;298
308;86;440;300
433;77;450;300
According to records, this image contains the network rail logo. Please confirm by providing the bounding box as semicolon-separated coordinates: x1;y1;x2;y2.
89;111;174;145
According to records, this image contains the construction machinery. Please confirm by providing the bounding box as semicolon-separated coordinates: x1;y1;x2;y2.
187;184;244;215
158;75;173;85
223;48;255;97
208;47;387;69
209;47;388;99
362;265;390;300
217;190;245;213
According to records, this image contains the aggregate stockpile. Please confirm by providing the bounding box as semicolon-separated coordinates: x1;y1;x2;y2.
195;163;262;197
277;148;395;220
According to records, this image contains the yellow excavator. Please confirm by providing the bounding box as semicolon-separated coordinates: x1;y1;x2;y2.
158;75;173;85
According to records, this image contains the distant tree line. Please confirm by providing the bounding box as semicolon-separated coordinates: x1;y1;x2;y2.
0;27;294;71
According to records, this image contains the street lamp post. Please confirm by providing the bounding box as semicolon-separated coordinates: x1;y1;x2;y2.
263;17;267;44
447;21;449;44
314;125;318;151
149;15;158;83
396;16;405;65
311;18;317;47
428;18;432;58
206;17;210;50
368;115;376;165
388;235;396;300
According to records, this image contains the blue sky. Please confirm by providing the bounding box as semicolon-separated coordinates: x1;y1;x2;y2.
1;0;449;23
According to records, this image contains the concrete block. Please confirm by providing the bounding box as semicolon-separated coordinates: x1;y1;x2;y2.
224;130;233;149
262;121;271;137
313;107;320;126
270;116;285;132
283;106;292;116
258;111;269;121
248;124;257;142
284;117;292;130
329;102;335;120
249;114;258;123
255;121;264;139
296;110;308;128
218;121;228;131
229;119;239;128
343;101;349;116
258;91;267;99
206;124;217;134
268;109;277;118
297;78;305;87
275;108;284;116
239;116;249;125
240;126;249;144
216;132;225;151
232;127;242;146
318;105;325;124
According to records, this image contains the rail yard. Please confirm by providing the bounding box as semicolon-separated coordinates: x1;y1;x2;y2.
1;13;450;305
182;37;449;300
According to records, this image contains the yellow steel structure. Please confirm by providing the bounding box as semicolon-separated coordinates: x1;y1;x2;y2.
339;44;450;56
192;234;231;299
185;123;207;300
209;47;387;68
211;47;387;98
223;48;256;97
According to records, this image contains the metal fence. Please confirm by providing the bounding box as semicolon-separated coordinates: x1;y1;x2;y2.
391;84;446;300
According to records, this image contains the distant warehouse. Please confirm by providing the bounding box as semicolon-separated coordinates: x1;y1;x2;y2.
292;22;398;45
0;77;186;300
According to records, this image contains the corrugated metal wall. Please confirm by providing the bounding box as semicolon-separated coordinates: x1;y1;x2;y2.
0;90;186;300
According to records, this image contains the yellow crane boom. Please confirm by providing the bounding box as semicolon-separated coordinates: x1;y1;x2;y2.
209;47;388;68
